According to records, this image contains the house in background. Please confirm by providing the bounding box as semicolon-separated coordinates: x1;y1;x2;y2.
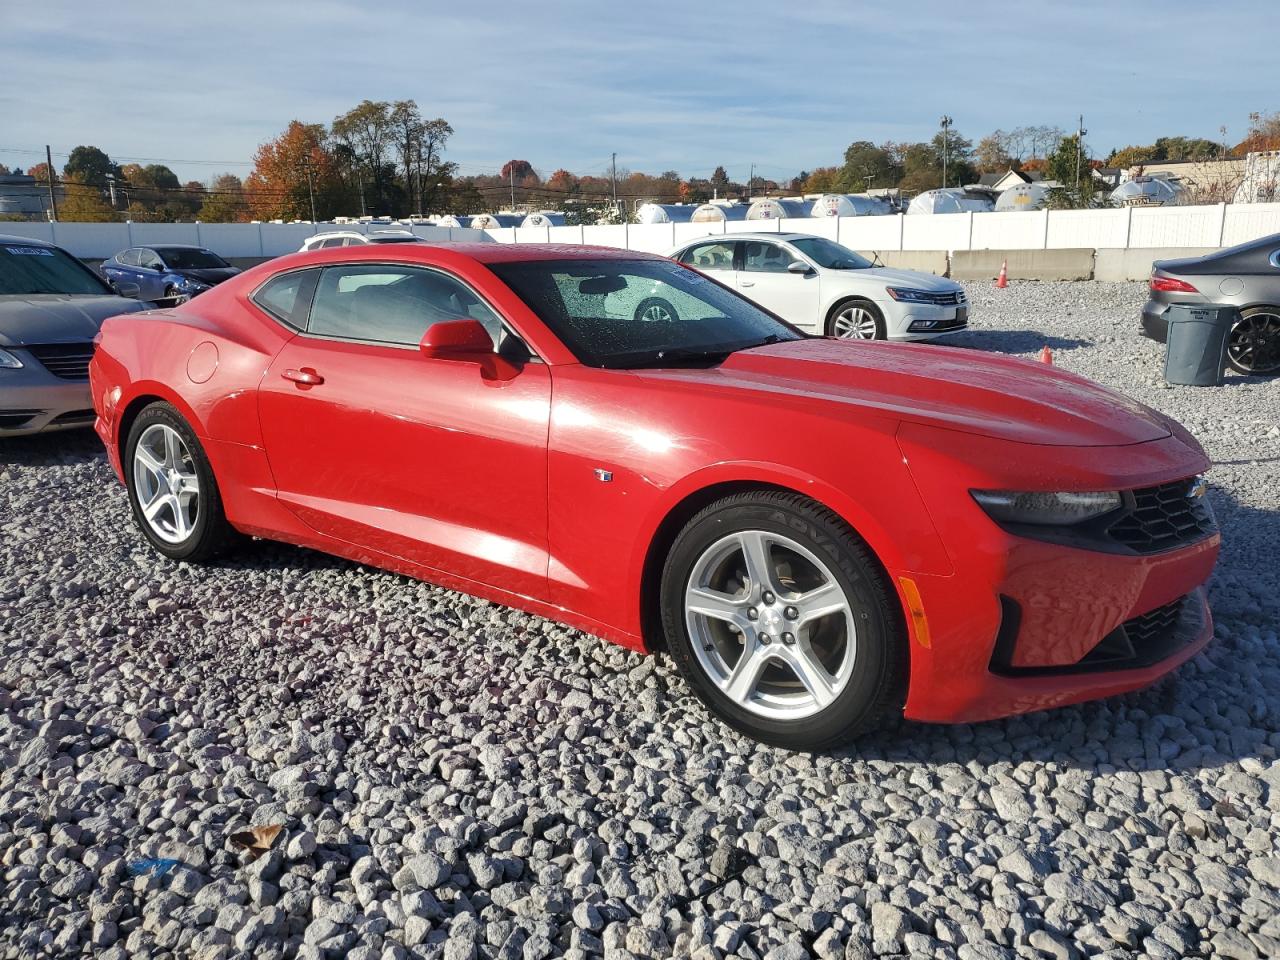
0;171;51;220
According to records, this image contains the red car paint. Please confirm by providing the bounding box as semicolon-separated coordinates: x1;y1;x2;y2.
90;243;1218;724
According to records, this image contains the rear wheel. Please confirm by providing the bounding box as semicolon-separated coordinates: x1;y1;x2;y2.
827;300;885;340
1227;307;1280;375
125;403;239;561
635;297;680;323
660;491;904;750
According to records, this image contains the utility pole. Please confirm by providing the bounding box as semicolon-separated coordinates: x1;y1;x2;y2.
509;162;515;211
105;173;117;210
749;163;755;198
302;161;317;223
45;145;58;221
1075;114;1087;193
610;153;618;217
939;117;953;188
357;168;367;217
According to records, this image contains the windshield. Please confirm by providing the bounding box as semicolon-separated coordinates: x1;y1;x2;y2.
789;237;873;270
0;242;111;296
155;247;229;269
489;258;803;368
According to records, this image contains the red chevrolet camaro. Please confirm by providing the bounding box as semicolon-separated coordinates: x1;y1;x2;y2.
90;243;1219;749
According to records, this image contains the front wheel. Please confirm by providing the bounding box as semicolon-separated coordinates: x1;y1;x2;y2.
125;402;239;561
164;285;190;305
827;300;885;340
660;491;904;750
1227;307;1280;375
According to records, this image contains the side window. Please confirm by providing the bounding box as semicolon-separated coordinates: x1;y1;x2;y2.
319;238;345;249
742;241;790;273
680;241;736;271
308;263;505;347
252;269;318;331
118;249;138;266
139;250;163;270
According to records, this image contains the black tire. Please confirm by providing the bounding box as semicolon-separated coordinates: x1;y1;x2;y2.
1226;306;1280;376
826;299;886;340
634;297;680;324
660;490;905;750
124;402;240;562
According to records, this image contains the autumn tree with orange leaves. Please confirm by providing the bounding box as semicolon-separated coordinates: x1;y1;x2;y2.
244;121;351;221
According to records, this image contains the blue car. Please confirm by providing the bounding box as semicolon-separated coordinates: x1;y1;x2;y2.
101;245;239;303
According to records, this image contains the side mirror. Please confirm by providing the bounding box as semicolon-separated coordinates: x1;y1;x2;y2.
787;260;813;275
419;318;495;358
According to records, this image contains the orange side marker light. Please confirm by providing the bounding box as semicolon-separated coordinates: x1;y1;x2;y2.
898;576;931;649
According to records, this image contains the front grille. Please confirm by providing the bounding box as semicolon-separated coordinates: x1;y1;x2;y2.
1107;479;1216;554
26;342;95;381
0;409;42;430
915;290;965;306
991;593;1197;676
1122;597;1185;648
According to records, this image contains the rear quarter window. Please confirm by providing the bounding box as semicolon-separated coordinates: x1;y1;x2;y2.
252;269;319;331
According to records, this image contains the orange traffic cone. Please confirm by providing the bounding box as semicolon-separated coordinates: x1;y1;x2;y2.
996;260;1009;288
1038;345;1053;365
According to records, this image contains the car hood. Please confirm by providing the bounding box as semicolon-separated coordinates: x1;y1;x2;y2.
841;267;960;292
0;294;147;347
172;267;240;285
646;338;1171;448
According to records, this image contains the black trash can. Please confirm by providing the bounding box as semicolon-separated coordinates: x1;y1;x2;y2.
1164;305;1234;386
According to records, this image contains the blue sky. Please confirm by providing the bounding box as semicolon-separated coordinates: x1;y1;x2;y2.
1;0;1274;185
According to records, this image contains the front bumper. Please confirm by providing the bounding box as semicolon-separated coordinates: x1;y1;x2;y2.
883;298;970;341
895;426;1218;724
0;372;95;437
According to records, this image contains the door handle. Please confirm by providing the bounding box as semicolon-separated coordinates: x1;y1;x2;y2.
282;368;324;386
740;280;755;287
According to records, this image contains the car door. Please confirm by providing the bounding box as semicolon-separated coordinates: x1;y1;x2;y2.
136;248;167;299
737;240;821;331
256;261;552;599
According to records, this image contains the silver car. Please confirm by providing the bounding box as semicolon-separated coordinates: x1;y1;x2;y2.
1141;232;1280;375
0;234;148;437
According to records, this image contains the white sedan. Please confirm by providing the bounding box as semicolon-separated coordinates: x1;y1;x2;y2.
298;230;423;252
668;232;969;340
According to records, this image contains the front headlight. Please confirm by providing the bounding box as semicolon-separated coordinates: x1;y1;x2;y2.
178;277;209;290
971;490;1122;526
886;287;936;304
0;348;23;369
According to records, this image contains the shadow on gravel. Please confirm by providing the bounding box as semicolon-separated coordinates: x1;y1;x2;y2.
947;330;1093;355
0;428;105;467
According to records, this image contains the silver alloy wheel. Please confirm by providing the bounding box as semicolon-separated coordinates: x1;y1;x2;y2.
831;305;879;339
133;423;201;544
1228;310;1280;374
165;285;189;305
640;303;675;323
685;530;857;720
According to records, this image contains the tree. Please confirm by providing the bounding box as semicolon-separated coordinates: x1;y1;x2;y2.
1042;134;1098;209
500;160;538;183
975;131;1016;173
802;167;841;193
197;174;249;222
245;120;346;221
332;100;395;212
58;173;115;221
709;166;731;196
64;145;119;185
837;141;895;191
1234;111;1280;154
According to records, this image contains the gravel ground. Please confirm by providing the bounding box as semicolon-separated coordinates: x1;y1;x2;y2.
1;280;1278;960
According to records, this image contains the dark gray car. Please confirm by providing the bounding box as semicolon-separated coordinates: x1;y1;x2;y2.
0;234;149;437
1141;232;1280;375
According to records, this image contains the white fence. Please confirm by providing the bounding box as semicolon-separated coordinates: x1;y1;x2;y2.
0;221;486;259
488;201;1280;254
6;201;1280;260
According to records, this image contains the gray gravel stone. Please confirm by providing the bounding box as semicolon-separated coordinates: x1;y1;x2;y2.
1;281;1278;960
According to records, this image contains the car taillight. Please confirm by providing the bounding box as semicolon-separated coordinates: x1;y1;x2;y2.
1150;274;1199;294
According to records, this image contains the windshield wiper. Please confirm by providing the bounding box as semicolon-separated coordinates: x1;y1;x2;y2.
611;346;736;369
